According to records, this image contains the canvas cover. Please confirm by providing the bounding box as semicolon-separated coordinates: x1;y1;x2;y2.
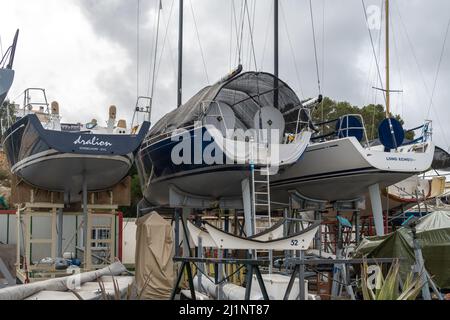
148;71;302;139
135;212;175;300
354;211;450;288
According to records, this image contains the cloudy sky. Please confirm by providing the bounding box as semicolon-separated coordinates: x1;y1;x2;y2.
1;0;449;150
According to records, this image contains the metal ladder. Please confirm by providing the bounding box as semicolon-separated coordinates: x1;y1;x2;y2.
251;162;275;274
251;163;272;235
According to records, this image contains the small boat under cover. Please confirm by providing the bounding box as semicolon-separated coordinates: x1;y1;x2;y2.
186;220;319;251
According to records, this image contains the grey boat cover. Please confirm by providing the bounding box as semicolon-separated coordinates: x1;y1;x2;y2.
0;68;14;106
149;72;302;138
353;211;450;289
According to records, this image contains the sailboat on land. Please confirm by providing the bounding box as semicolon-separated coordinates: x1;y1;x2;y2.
269;0;435;236
270;117;435;202
364;146;450;215
0;30;19;106
2;88;150;202
136;68;315;208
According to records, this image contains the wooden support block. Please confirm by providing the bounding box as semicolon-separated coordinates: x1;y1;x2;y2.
29;239;53;245
90;239;113;244
85;204;119;210
25;214;31;268
11;175;131;206
85;209;93;270
87;176;131;206
16;208;21;268
11;176;64;205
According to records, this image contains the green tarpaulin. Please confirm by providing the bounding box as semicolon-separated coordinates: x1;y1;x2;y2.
354;211;450;289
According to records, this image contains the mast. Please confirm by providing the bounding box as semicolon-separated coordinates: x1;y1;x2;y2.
385;0;390;117
177;0;184;108
6;29;19;70
274;0;279;108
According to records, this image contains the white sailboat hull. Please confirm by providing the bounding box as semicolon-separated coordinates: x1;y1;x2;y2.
270;137;435;202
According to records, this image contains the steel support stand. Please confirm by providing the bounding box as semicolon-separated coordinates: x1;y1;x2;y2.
244;265;253;300
298;250;306;300
283;265;299;300
185;261;196;301
171;261;185;300
411;226;443;300
369;184;385;236
174;209;181;257
82;176;88;266
254;266;270;300
57;208;64;258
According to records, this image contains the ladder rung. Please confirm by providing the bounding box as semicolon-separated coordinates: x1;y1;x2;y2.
255;192;268;195
255;204;270;207
254;181;269;184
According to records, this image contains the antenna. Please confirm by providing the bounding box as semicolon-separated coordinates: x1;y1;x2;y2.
7;29;19;69
177;0;184;108
274;0;279;109
385;0;390;117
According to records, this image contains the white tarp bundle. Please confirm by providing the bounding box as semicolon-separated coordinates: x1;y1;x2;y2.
0;262;127;300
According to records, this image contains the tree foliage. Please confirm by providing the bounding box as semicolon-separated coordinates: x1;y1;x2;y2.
311;97;414;141
120;164;143;218
0;100;16;134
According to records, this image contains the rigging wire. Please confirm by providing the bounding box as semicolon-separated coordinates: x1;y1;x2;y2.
243;0;251;70
246;0;257;71
390;10;405;119
359;0;383;140
244;0;258;71
189;0;210;83
309;0;322;95
237;0;246;66
231;0;241;67
259;0;273;71
154;0;177;92
148;0;163;100
229;1;234;70
374;0;384;103
393;1;450;149
320;0;326;123
137;0;141;99
363;0;383;108
280;1;304;99
361;0;387;107
146;0;160;96
426;18;450;120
